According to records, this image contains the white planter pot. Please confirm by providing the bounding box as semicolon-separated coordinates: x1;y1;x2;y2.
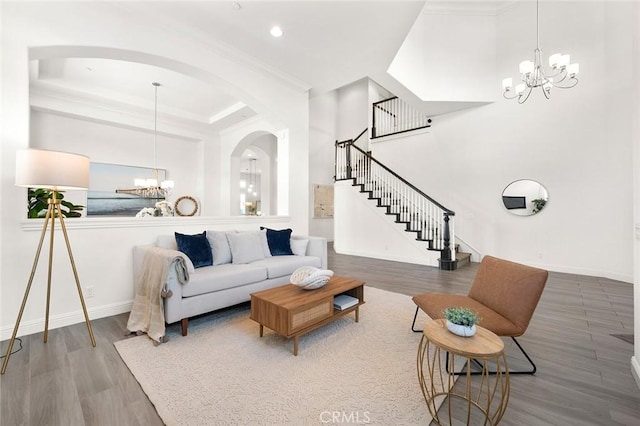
446;320;476;337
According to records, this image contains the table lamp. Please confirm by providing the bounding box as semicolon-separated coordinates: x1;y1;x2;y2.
1;148;96;375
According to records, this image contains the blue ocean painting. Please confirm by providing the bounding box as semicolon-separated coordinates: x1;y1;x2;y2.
87;191;163;216
87;163;168;217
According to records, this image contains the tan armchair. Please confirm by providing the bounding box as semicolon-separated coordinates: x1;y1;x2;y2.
412;255;548;374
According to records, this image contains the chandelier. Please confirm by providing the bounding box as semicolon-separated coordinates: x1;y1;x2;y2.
502;0;579;104
118;82;174;198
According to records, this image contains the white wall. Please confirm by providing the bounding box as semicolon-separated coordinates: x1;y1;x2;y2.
334;181;440;266
0;2;310;339
368;1;634;282
309;91;339;241
388;4;496;103
631;0;640;391
337;78;369;142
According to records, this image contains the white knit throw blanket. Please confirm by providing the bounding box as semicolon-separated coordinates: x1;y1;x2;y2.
126;247;189;344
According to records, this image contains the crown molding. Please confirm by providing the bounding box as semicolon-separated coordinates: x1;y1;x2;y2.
423;1;517;16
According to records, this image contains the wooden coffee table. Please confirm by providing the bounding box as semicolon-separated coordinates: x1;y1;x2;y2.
250;276;365;355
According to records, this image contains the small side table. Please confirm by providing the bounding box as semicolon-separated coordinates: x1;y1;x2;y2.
417;319;510;425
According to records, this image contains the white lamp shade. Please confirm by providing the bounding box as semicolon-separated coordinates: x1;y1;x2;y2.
549;53;562;68
519;60;534;74
15;149;90;190
502;78;513;90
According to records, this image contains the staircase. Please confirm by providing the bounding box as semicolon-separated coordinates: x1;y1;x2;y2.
335;129;469;270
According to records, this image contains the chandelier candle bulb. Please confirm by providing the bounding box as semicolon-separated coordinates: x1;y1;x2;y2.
567;63;579;76
519;60;534;74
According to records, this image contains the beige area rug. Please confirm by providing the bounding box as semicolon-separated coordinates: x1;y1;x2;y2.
115;287;449;425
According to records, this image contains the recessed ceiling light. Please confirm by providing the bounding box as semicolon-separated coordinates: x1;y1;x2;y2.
270;26;284;38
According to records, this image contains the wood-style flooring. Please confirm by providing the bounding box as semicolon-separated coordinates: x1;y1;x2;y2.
1;246;638;425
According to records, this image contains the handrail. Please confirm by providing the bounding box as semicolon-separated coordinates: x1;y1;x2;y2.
335;133;457;267
353;128;368;144
373;96;397;118
348;141;454;215
372;96;398;110
372;96;431;139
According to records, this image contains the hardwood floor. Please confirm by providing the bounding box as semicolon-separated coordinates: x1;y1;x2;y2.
1;245;638;425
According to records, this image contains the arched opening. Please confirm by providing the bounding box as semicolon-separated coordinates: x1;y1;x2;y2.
230;131;278;216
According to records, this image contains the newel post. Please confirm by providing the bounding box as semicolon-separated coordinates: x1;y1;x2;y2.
438;213;458;271
346;141;352;180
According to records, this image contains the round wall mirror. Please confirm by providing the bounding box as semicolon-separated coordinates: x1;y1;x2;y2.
502;179;548;216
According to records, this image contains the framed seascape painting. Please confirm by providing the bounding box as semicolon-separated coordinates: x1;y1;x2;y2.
87;163;167;217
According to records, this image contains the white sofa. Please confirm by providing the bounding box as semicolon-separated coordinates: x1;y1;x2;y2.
132;231;328;336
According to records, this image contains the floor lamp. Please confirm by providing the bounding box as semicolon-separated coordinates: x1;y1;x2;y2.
1;149;96;375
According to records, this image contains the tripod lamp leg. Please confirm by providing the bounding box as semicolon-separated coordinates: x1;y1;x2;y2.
57;204;96;347
1;206;52;375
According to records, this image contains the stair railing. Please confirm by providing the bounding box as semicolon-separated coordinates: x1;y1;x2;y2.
335;133;455;265
372;96;432;139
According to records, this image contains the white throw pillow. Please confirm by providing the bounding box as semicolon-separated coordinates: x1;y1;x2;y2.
157;235;178;250
236;229;271;258
206;230;233;265
290;238;309;256
226;232;266;264
259;229;272;258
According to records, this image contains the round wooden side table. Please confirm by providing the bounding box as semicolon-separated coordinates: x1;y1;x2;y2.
417;319;510;425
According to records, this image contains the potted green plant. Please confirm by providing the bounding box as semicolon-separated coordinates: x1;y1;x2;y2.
443;306;481;337
28;188;85;218
531;198;547;214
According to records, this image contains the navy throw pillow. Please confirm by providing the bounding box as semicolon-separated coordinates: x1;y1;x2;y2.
175;231;213;268
260;227;293;256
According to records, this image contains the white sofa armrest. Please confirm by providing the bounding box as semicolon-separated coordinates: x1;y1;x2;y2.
292;235;327;269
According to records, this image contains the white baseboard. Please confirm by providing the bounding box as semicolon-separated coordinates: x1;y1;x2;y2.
632;356;640;390
510;260;633;284
0;301;133;341
333;245;438;267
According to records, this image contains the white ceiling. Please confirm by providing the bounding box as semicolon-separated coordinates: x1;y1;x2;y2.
29;1;426;134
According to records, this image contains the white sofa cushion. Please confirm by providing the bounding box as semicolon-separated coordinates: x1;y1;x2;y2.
182;263;268;297
252;255;322;279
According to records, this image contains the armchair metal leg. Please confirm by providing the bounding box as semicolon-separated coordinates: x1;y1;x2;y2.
445;337;537;375
411;306;423;332
511;336;537;375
